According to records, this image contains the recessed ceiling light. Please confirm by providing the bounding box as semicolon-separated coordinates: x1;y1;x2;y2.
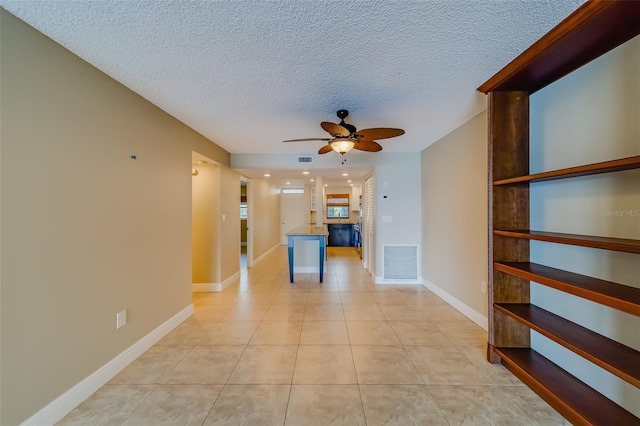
347;180;352;183
302;171;309;175
310;179;315;182
342;173;349;176
286;182;291;185
264;173;271;177
324;184;328;187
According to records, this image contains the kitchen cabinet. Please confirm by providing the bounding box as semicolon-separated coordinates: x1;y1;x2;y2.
327;224;353;247
310;187;317;211
350;185;361;211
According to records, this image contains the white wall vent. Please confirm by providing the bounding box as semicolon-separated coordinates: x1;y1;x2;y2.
383;245;418;280
297;156;313;163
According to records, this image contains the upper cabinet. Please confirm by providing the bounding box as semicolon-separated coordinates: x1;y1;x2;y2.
310;187;317;211
326;193;350;206
351;185;362;211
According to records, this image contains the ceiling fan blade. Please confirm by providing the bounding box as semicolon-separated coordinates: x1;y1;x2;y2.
354;140;383;152
356;128;405;140
318;144;334;154
283;138;331;142
321;122;351;137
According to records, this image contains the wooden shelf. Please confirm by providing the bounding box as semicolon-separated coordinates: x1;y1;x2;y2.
478;2;640;94
493;230;640;254
493;155;640;186
495;303;640;386
494;347;639;426
494;262;640;316
483;1;640;419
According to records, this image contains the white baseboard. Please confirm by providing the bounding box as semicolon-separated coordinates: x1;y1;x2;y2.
23;304;194;426
192;271;240;293
221;271;239;291
253;243;280;266
422;278;488;330
192;283;221;292
375;277;422;285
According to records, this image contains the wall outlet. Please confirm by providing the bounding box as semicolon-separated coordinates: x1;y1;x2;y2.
481;281;487;294
116;309;127;329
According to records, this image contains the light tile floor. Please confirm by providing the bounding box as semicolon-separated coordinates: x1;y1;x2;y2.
59;247;568;425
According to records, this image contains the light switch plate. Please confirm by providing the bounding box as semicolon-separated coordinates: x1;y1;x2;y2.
116;310;127;329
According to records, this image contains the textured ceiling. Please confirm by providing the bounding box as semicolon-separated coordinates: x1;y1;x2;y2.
1;0;583;157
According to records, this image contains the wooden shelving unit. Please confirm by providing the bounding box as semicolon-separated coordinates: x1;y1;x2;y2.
493;230;640;254
494;262;640;316
495;303;640;386
478;1;640;424
493;155;640;185
494;348;640;426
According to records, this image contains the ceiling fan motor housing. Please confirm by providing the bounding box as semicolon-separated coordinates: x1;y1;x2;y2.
336;109;349;119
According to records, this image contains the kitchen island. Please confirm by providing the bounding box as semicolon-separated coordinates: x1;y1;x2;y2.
285;225;328;283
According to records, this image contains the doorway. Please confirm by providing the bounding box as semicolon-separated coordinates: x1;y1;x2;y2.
280;187;309;245
240;177;253;271
191;152;220;291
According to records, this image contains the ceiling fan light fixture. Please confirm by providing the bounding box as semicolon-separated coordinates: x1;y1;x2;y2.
330;138;355;154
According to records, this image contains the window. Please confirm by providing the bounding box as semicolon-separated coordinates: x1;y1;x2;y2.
326;193;350;219
327;206;349;219
282;188;305;194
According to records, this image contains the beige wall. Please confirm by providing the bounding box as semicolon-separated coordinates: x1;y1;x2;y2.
420;111;488;319
192;164;221;283
251;179;281;260
191;163;241;285
0;9;232;424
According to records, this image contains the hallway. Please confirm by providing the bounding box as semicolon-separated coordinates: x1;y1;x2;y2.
59;247;566;425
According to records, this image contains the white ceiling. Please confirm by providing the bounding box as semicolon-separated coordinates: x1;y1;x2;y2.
2;0;583;179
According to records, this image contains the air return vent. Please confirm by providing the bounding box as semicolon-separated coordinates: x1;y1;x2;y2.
297;156;313;163
383;245;418;280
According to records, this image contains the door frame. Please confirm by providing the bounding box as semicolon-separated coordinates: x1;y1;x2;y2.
240;176;253;268
279;187;309;245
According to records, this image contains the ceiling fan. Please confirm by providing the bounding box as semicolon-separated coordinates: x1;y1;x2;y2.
283;110;405;163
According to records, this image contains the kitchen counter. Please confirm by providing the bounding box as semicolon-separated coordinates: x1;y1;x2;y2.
287;225;328;236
